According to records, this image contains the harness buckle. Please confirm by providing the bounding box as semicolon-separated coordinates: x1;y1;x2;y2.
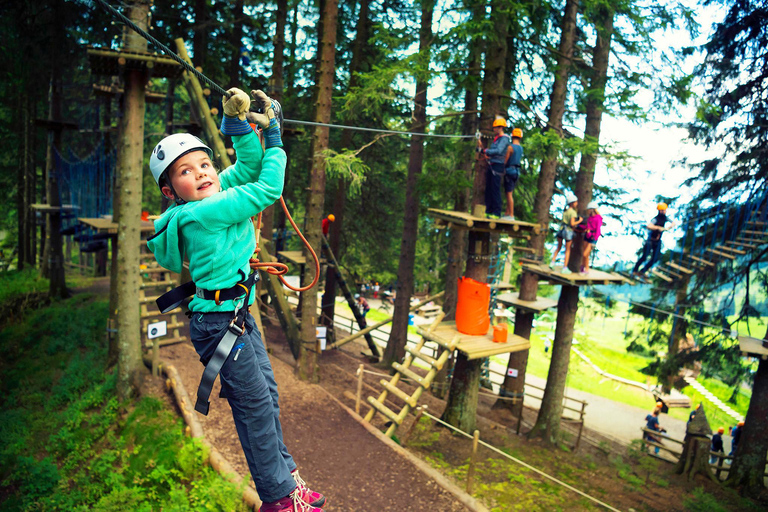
228;317;245;336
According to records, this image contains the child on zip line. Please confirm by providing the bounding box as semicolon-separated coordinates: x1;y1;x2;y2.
147;88;325;512
550;194;582;273
632;203;674;277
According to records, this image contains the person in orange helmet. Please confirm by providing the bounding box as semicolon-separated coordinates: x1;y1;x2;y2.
321;213;335;236
476;116;510;218
632;203;675;277
501;127;524;220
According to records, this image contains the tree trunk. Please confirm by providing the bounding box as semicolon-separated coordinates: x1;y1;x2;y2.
25;95;36;269
286;0;299;96
524;0;581;442
42;1;69;298
726;331;768;496
116;0;150;401
443;0;482;320
297;0;338;382
17;95;29;271
227;0;244;88
499;0;580;419
442;0;508;433
192;0;208;69
382;0;434;368
320;0;370;326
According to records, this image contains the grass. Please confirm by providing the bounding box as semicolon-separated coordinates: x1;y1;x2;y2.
0;276;250;511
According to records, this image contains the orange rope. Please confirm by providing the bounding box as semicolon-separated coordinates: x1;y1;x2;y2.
249;196;320;292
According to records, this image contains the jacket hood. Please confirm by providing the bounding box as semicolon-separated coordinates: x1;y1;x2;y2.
146;205;185;273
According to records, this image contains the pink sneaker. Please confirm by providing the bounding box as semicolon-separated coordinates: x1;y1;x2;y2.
259;488;322;512
292;469;326;508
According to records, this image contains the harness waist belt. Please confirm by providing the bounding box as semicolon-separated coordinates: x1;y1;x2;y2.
156;272;258;313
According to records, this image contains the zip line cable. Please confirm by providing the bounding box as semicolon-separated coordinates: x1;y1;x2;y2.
283;118;476;138
91;0;477;140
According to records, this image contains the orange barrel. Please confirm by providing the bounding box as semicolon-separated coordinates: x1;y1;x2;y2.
455;277;490;335
493;323;508;343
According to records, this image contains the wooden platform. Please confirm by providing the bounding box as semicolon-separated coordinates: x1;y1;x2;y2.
491;281;514;290
495;292;557;313
429;320;530;360
78;217;155;234
278;250;308;266
87;46;183;78
739;335;768;359
428;208;542;238
522;264;628;286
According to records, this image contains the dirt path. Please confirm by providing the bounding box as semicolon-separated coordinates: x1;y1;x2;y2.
158;327;472;511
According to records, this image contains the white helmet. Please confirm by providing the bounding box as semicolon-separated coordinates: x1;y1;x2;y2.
566;194;578;204
587;201;598;209
149;133;212;187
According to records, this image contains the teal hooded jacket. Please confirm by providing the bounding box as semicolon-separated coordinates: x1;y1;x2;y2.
147;130;285;313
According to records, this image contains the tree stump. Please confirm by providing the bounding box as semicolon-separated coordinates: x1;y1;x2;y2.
674;404;718;483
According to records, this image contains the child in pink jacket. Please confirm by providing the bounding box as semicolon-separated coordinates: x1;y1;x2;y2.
582;201;602;274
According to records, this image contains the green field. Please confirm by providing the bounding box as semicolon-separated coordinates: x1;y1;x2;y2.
492;297;752;430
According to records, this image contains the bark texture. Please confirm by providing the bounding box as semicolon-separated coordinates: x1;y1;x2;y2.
726;336;768;496
297;0;338;382
383;0;434;367
321;0;371;326
500;0;579;417
116;0;150;401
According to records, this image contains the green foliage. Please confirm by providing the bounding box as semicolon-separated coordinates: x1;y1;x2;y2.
0;291;248;511
321;148;370;196
683;487;729;512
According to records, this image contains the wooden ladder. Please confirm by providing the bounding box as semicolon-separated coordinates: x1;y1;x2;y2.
139;242;185;375
363;312;458;438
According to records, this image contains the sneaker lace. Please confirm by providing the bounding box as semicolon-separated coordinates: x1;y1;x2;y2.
289;488;315;512
292;470;308;491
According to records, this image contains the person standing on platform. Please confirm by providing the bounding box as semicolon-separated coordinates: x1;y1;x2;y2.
477;116;510;218
550;194;582;273
581;201;603;275
501;127;524;220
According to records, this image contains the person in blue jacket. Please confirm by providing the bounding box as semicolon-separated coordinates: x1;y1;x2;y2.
147;88;325;512
477;116;510;218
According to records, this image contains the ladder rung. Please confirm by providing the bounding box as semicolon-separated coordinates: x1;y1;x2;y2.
666;261;693;274
140;295;162;304
144;336;185;348
380;380;417;407
392;362;426;387
511;246;535;253
706;247;735;259
728;240;756;249
742;230;768;236
406;347;439;369
141;309;178;319
140;280;174;288
366;397;402;424
651;268;673;282
715;244;745;255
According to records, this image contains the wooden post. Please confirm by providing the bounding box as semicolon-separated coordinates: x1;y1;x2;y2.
715;452;724;480
152;340;159;377
355;364;364;415
466;429;480;494
516;400;524;435
575;401;587;450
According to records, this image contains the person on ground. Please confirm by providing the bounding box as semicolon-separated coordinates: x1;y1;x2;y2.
632;203;675;277
730;420;743;457
477;116;510;218
581;201;602;275
502;127;524;220
644;409;665;455
321;213;335;236
373;282;380;299
710;427;725;464
147;88;325;512
550;194;583;273
355;293;370;319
